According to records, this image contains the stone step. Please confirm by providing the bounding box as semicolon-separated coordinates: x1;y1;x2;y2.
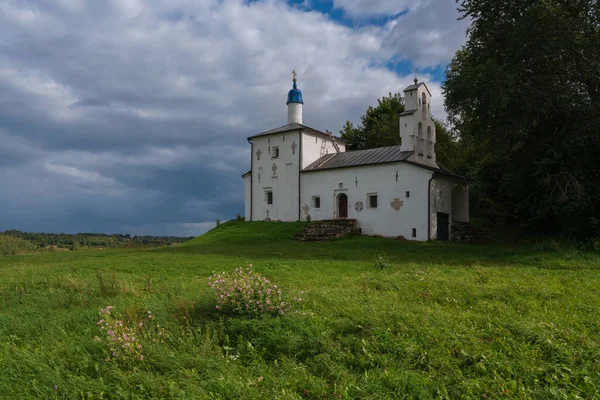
295;220;360;242
451;221;486;243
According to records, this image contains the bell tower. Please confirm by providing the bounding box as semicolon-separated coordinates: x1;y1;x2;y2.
399;75;437;168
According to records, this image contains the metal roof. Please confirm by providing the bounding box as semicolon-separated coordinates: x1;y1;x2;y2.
403;82;432;96
399;109;417;117
286;81;303;105
248;123;346;142
303;146;413;171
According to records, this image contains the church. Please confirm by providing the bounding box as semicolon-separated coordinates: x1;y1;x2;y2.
242;72;469;241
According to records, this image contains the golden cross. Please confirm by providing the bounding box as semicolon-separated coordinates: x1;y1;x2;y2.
292;69;297;81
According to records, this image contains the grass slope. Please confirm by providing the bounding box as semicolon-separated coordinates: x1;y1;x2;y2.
0;221;599;399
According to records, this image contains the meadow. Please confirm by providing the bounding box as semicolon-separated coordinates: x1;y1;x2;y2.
0;221;599;399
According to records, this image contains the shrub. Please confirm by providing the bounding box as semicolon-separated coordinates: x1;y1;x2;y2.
236;213;244;221
373;253;391;270
96;305;165;365
0;234;39;256
208;266;302;317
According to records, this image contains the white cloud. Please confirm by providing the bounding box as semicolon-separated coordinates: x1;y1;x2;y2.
0;0;468;235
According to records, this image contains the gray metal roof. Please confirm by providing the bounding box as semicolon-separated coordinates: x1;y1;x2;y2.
303;146;413;171
248;123;346;142
403;82;432;96
399;109;417;117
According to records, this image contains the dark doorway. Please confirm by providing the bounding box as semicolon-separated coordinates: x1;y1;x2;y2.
437;212;450;241
337;193;348;218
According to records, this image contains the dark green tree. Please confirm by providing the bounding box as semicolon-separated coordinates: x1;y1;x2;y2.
444;0;600;234
340;92;405;150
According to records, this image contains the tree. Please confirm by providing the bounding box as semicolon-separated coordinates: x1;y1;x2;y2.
444;0;600;235
340;92;405;150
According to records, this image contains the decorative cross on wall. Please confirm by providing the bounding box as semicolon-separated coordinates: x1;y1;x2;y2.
256;149;262;160
272;164;277;176
291;141;297;155
391;198;404;211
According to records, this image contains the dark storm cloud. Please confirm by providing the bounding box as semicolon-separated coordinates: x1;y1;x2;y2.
0;0;460;236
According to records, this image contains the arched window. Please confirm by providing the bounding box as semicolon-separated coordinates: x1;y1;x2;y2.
418;123;424;156
422;92;427;118
427;126;433;159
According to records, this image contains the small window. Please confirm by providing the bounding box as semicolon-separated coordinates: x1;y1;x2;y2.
272;146;279;158
412;228;417;238
367;193;378;209
312;196;321;209
265;191;273;205
406;191;410;198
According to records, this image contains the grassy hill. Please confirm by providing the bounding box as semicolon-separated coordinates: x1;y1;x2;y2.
0;221;598;399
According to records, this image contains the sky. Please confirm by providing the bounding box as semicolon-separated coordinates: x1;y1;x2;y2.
0;0;470;237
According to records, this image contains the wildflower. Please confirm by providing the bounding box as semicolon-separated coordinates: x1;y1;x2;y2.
140;355;144;360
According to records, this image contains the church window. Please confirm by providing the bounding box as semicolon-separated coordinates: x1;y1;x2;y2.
412;228;417;238
272;146;279;158
312;196;321;209
427;127;433;158
406;191;410;198
367;193;378;209
417;123;424;156
265;190;273;205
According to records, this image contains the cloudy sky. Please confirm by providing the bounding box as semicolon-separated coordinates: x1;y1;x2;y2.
0;0;469;237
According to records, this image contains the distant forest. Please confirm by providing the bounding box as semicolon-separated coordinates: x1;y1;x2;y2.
1;230;193;250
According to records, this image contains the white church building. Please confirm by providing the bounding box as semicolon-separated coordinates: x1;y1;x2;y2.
242;73;469;241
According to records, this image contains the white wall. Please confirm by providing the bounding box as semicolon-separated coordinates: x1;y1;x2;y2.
429;175;469;240
400;85;437;168
301;163;433;240
250;131;301;221
243;174;251;220
301;132;346;169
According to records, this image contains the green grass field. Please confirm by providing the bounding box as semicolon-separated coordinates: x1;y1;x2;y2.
0;221;599;399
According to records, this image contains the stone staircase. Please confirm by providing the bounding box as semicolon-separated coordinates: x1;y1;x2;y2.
451;221;486;243
295;219;360;242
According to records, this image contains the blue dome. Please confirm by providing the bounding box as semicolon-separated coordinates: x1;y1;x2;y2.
286;80;303;105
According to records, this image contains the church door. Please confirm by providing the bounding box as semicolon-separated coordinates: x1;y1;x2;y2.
437;212;449;241
337;193;348;219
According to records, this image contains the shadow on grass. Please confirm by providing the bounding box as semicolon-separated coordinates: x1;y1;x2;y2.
153;221;599;269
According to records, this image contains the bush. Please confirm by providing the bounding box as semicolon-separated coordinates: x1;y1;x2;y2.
373;253;391;270
236;213;244;221
0;234;39;256
96;305;165;366
208;266;302;317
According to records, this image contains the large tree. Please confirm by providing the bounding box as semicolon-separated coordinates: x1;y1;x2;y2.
339;93;469;175
444;0;600;235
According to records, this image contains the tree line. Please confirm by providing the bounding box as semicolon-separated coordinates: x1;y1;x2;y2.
1;230;193;250
340;0;599;237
